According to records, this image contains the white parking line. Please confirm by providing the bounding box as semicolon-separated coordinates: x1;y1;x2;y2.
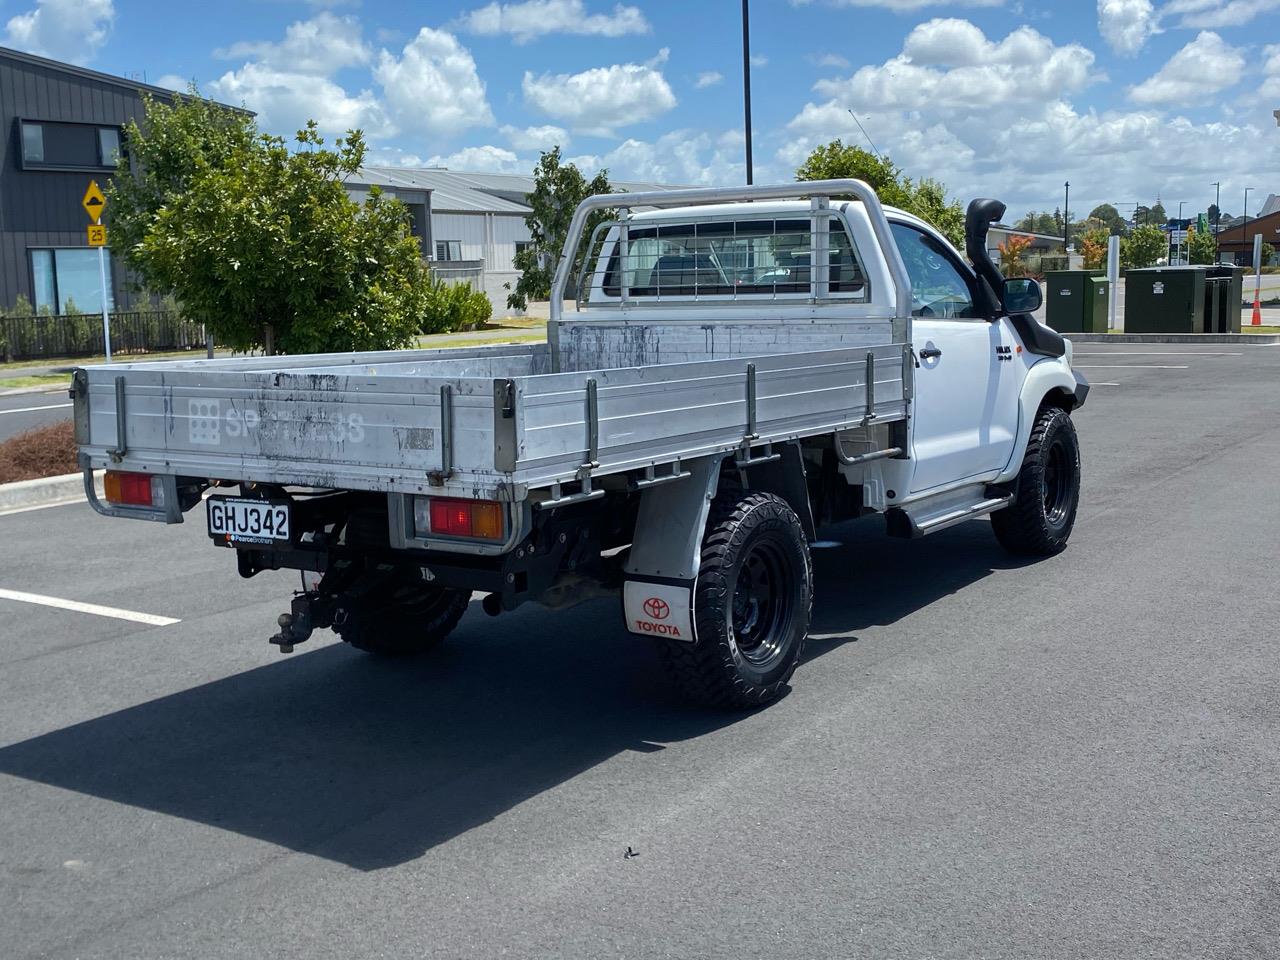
0;587;180;626
1073;351;1240;357
0;402;72;416
1074;364;1189;369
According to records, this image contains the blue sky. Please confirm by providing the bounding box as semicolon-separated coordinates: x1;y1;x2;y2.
4;0;1279;220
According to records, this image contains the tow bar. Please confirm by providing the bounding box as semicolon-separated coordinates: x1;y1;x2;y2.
269;592;337;653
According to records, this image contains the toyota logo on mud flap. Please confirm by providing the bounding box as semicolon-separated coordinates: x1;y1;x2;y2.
643;597;670;620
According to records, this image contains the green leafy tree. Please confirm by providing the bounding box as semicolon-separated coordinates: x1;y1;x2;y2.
109;92;427;354
1260;241;1276;267
794;140;964;247
1120;224;1166;269
508;147;613;311
1014;211;1062;235
1186;226;1217;265
1086;203;1127;235
1207;203;1220;226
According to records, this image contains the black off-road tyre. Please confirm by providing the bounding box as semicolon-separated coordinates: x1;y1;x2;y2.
991;404;1081;557
335;578;470;656
659;491;813;709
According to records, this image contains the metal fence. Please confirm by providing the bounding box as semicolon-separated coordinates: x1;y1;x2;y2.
0;311;210;363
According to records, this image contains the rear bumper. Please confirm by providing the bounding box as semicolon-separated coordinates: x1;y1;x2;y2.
1072;370;1090;410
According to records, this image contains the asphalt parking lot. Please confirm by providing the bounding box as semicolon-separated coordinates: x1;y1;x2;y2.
2;342;1279;958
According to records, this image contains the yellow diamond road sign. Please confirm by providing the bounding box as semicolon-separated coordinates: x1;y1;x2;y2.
87;224;107;247
82;180;106;223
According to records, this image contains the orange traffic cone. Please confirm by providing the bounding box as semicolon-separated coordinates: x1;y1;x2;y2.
1253;296;1263;326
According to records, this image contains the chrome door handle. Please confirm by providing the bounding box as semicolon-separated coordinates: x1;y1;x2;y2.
919;346;942;359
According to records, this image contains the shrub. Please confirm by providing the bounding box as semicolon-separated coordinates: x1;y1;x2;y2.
0;421;77;483
421;279;493;334
1080;228;1110;270
998;234;1033;277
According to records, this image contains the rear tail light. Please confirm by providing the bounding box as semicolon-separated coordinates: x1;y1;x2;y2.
104;470;165;508
412;496;505;541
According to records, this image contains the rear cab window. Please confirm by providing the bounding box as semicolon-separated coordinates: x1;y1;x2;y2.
592;213;869;303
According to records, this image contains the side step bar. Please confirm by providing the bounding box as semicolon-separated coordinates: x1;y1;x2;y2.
885;488;1013;539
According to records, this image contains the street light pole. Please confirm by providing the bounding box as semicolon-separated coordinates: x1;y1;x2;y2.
1177;200;1186;264
1063;181;1070;252
741;0;753;185
1212;181;1221;262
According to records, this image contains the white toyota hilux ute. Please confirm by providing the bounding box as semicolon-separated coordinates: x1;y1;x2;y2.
73;180;1087;709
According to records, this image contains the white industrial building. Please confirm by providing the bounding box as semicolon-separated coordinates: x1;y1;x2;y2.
347;167;683;315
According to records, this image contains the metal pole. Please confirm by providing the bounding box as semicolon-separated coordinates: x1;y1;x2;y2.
1177;200;1186;264
1212;181;1221;262
1107;234;1120;331
1252;233;1264;326
1063;181;1070;252
97;243;111;363
1244;187;1252;266
741;0;753;185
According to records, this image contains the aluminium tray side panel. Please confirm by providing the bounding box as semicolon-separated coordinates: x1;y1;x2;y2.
508;343;908;487
80;342;909;499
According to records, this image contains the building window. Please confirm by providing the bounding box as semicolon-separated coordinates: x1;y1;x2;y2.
514;241;532;260
98;127;121;167
17;120;124;170
30;249;114;315
435;240;462;262
21;122;43;163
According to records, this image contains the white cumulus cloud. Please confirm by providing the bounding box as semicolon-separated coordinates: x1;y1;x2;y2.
1164;0;1280;28
426;144;525;172
571;129;744;186
1097;0;1158;55
812;19;1097;112
210;14;388;138
695;71;723;88
1128;30;1243;104
522;49;676;136
771;16;1280;222
795;0;1003;9
4;0;114;65
214;12;370;74
211;64;389;138
374;27;495;136
458;0;649;43
500;124;570;150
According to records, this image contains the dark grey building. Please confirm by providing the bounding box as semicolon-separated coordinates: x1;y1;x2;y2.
1;46;205;314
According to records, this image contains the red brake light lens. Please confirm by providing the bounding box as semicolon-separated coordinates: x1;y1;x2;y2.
104;470;156;506
414;497;505;541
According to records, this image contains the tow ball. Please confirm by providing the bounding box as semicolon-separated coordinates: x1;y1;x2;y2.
269;592;337;653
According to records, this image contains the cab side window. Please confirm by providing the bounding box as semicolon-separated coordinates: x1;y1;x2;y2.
890;222;978;319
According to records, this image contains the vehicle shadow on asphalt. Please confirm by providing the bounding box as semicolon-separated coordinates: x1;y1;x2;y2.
0;519;1030;871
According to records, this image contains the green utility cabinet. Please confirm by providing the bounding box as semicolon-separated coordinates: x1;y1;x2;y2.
1045;270;1109;333
1205;265;1244;332
1123;267;1207;333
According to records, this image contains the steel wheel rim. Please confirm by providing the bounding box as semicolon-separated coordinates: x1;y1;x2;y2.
730;539;795;668
1042;436;1072;525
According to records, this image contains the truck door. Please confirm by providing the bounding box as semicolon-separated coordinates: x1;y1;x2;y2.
890;222;1022;493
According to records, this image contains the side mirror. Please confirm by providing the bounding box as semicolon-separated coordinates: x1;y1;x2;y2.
1002;277;1042;315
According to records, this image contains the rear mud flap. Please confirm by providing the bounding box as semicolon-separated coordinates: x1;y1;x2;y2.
622;578;695;643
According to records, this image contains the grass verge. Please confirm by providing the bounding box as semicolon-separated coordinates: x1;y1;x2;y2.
0;374;70;389
0;421;77;483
